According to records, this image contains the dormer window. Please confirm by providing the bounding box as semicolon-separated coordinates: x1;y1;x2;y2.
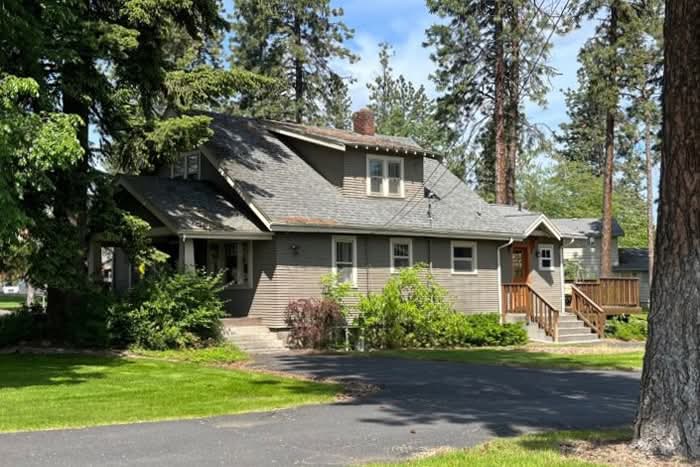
171;151;201;179
366;155;404;197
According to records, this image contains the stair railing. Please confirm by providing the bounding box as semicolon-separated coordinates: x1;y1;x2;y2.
570;284;606;338
502;283;559;342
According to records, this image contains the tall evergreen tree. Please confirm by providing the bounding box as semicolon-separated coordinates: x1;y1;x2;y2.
425;0;560;203
229;0;357;124
0;0;271;332
635;0;700;457
559;0;662;276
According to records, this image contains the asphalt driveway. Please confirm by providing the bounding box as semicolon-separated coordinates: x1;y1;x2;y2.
0;354;640;466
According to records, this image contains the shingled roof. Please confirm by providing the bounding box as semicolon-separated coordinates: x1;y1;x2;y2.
552;218;625;238
202;112;528;239
118;176;267;236
263;119;439;158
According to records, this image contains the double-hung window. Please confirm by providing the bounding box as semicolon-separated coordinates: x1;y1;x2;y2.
332;236;357;286
451;241;477;274
538;244;554;271
171;151;201;179
390;238;412;273
207;240;252;287
367;155;404;197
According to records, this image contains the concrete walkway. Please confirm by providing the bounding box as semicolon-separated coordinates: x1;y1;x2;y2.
0;354;641;466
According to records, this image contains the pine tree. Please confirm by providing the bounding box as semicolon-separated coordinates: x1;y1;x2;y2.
366;43;456;159
425;0;560;203
559;0;662;276
229;0;357;124
635;0;700;457
0;0;271;332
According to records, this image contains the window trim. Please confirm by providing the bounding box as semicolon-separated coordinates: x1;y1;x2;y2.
451;240;478;275
366;155;405;198
170;151;201;180
390;238;413;273
538;243;555;271
331;235;358;287
207;240;254;289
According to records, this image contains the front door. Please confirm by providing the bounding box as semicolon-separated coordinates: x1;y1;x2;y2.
512;246;529;283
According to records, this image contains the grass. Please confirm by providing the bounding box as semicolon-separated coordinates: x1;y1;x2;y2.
368;347;644;372
370;428;632;466
131;344;248;365
0;353;339;432
0;295;24;310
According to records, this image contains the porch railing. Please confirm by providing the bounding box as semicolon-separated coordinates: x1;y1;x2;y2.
574;277;640;308
570;284;606;338
502;283;559;342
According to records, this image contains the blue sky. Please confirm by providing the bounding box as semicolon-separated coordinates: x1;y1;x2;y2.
223;0;595;137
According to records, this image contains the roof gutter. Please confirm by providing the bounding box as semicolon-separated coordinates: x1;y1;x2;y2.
270;223;524;242
497;238;515;325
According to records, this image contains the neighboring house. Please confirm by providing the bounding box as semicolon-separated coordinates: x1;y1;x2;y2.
553;218;650;307
615;248;651;307
94;109;608;341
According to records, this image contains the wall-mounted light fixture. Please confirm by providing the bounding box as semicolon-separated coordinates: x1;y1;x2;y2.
290;243;300;255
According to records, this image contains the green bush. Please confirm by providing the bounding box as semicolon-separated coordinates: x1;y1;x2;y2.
355;265;526;349
113;269;226;350
0;304;46;347
606;314;648;341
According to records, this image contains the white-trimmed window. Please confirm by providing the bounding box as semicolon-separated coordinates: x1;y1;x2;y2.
171;151;201;179
538;244;555;271
207;240;252;287
332;236;357;286
366;155;404;197
451;241;477;274
390;238;413;273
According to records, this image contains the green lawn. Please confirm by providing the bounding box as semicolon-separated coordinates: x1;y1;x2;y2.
0;354;339;432
369;348;644;372
131;344;248;365
0;295;24;310
371;428;632;467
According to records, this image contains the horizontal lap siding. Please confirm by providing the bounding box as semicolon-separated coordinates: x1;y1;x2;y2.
263;234;503;328
241;240;280;324
563;237;619;279
529;240;563;311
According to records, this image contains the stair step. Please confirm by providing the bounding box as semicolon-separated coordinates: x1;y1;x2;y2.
558;321;587;329
558;327;595;337
222;320;289;354
558;333;600;343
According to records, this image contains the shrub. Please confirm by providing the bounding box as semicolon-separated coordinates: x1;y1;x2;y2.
113;269;226;350
356;265;526;349
0;304;47;347
285;298;344;349
606;314;648;341
320;273;353;317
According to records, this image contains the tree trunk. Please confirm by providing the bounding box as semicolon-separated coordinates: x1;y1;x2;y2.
600;4;618;277
293;15;304;124
494;0;508;204
645;108;655;283
634;0;700;458
506;4;520;205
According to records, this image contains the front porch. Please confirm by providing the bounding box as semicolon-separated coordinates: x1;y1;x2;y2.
502;277;642;342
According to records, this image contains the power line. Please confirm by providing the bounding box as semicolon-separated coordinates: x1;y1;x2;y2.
381;159;444;227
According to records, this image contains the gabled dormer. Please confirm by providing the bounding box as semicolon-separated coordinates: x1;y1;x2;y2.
265;108;433;201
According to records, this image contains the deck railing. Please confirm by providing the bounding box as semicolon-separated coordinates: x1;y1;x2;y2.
502;283;559;341
574;277;640;308
570;284;606;338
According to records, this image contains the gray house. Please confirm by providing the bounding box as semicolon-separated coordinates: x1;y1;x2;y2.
100;109;598;341
553;218;650;307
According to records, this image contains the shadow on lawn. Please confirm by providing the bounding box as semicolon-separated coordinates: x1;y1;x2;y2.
0;354;129;390
257;353;641;440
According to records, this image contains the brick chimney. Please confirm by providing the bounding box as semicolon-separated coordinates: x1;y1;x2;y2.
352;108;375;136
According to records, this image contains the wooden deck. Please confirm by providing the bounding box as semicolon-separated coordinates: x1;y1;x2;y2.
573;278;643;315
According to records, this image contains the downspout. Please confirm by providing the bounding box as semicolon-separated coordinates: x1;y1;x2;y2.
497;237;515;324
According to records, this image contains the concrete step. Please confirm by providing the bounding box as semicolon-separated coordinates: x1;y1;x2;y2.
558;326;595;337
222;317;263;327
558;333;600;343
222;321;289;354
558;320;587;329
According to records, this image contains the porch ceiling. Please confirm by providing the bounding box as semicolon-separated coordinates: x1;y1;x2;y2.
118;176;270;239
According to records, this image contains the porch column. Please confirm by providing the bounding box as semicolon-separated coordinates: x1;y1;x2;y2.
178;237;195;272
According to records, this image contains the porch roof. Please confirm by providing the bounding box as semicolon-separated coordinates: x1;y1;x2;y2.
118;176;269;238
